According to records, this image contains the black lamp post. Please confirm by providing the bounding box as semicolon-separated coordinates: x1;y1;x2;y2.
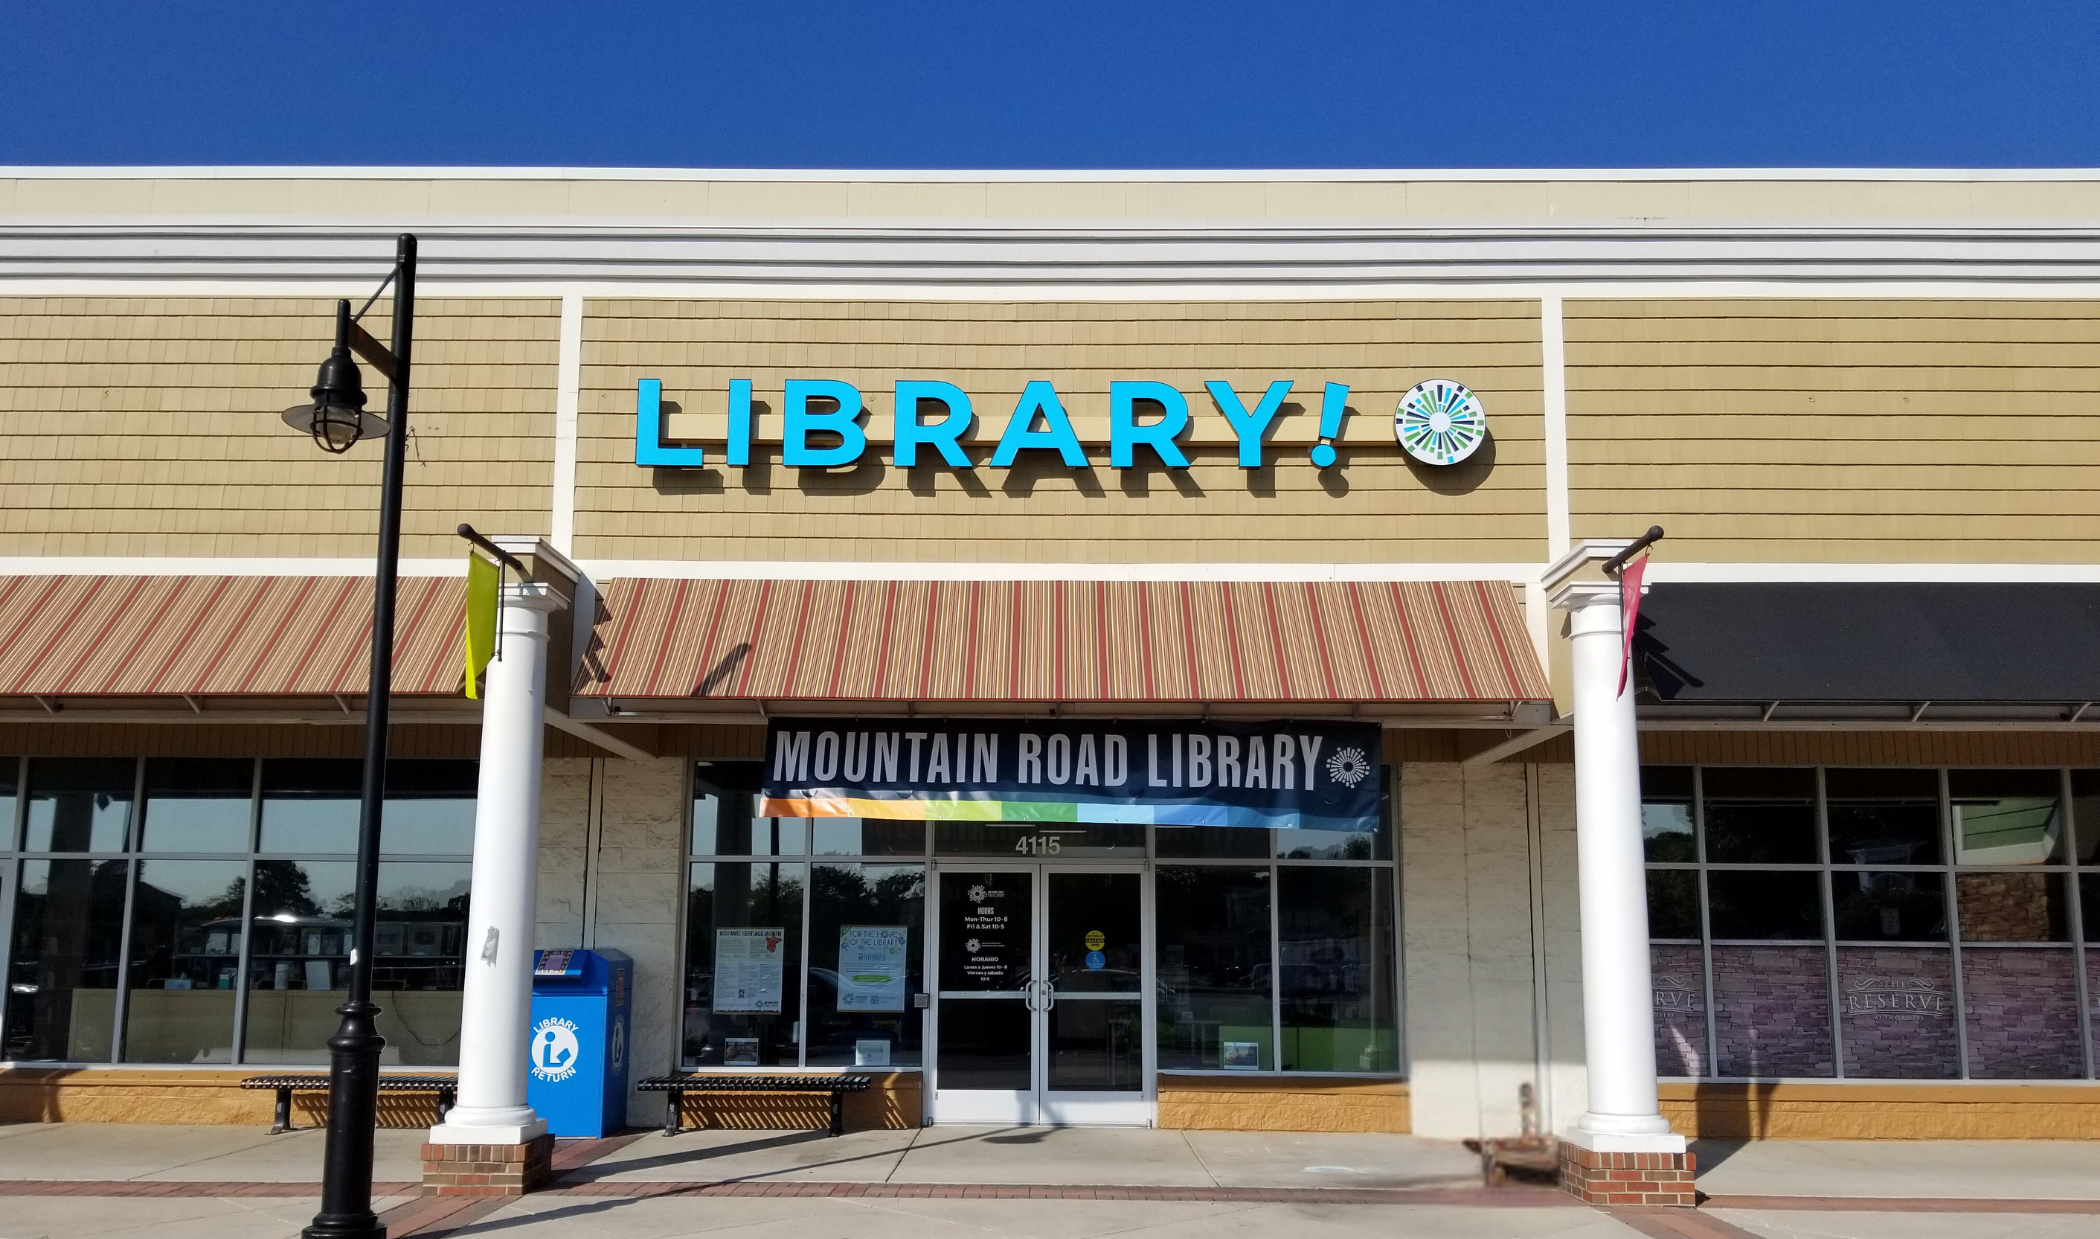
283;233;416;1239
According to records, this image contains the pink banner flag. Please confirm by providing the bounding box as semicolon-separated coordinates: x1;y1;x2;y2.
1618;554;1648;697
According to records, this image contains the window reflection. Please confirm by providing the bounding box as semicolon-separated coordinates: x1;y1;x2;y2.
259;760;360;854
242;860;354;1063
1641;766;1696;862
1951;771;2064;866
1702;768;1817;865
122;859;246;1063
5;858;126;1061
1827;769;1940;867
380;762;478;855
1277;867;1397;1073
810;818;923;857
1833;871;1947;942
1707;870;1824;940
0;759;19;849
24;758;134;853
141;759;252;854
1155;866;1272;1071
807;863;923;1067
372;863;469;1064
1646;869;1701;940
682;861;804;1067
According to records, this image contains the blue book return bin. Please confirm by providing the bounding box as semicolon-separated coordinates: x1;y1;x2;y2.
527;948;634;1137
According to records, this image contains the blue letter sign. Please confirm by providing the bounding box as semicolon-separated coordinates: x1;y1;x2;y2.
782;379;867;468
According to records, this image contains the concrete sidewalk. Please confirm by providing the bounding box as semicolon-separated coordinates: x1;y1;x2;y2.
561;1125;1487;1190
1691;1138;2100;1201
4;1124;2100;1239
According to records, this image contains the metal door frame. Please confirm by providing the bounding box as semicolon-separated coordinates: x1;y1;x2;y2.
926;860;1155;1126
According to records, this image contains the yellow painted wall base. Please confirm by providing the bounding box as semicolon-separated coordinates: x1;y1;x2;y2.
672;1073;922;1131
0;1068;444;1127
1156;1075;1410;1132
0;1068;926;1132
1660;1082;2100;1140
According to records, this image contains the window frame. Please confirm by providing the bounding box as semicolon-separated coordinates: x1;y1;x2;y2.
1645;763;2098;1083
0;755;476;1068
682;759;1405;1080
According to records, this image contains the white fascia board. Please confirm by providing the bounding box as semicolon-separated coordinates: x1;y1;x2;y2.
15;279;2100;302
3;555;2095;587
8;166;2100;182
576;560;1541;584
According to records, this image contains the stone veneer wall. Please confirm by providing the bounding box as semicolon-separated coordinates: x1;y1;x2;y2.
1399;761;1586;1139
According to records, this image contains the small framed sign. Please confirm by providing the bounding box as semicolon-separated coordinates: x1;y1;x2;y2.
1221;1041;1261;1071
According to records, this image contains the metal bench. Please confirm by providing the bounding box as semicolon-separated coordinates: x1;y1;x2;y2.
636;1074;873;1137
241;1073;458;1134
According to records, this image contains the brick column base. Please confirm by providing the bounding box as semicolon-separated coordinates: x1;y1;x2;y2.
420;1133;556;1197
1557;1144;1697;1207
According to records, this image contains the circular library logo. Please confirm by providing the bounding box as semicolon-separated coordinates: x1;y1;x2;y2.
1395;379;1487;466
530;1017;582;1083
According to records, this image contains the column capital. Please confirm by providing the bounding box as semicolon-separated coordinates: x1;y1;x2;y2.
500;581;564;613
1541;536;1641;593
1549;580;1621;612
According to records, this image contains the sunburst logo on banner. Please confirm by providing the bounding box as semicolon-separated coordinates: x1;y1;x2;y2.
1395;379;1487;466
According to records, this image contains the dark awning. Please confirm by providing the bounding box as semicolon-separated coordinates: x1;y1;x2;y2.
1635;583;2100;705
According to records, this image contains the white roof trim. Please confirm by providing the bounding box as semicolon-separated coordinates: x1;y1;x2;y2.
6;166;2100;183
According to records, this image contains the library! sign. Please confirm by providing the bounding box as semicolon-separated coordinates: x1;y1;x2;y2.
757;717;1384;831
634;376;1485;472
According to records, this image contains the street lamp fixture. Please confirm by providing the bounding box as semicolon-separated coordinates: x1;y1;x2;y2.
285;233;417;1239
282;299;387;453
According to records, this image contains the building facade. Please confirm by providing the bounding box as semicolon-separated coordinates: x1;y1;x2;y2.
3;169;2100;1152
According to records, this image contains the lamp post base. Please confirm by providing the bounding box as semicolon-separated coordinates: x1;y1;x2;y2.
303;1000;388;1239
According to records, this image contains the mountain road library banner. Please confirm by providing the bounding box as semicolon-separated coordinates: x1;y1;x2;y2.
759;718;1382;830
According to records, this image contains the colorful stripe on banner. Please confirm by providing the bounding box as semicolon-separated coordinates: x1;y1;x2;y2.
758;794;1321;829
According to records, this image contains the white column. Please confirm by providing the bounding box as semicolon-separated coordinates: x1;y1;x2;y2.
1552;578;1684;1154
429;582;561;1146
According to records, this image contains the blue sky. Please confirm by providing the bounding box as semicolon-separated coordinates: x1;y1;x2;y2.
4;1;2096;168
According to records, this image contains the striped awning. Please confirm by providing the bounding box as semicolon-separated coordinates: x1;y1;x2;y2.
0;575;466;698
578;578;1548;706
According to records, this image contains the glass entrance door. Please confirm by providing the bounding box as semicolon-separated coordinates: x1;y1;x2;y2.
930;865;1151;1125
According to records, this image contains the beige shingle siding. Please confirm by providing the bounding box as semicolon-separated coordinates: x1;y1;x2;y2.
0;297;558;557
576;298;1546;564
1566;299;2100;563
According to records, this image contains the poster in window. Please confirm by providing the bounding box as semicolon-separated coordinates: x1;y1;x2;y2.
837;925;908;1012
713;927;786;1013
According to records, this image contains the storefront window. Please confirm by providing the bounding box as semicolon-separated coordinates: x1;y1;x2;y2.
122;858;246;1062
683;861;805;1066
1644;764;2100;1082
0;756;474;1066
1277;866;1397;1072
6;857;126;1061
242;858;355;1064
24;758;134;853
808;863;924;1066
140;760;252;853
1155;866;1273;1071
1641;766;1696;862
684;760;1400;1081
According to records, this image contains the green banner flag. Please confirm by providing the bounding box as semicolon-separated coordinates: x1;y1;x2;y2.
463;552;500;699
